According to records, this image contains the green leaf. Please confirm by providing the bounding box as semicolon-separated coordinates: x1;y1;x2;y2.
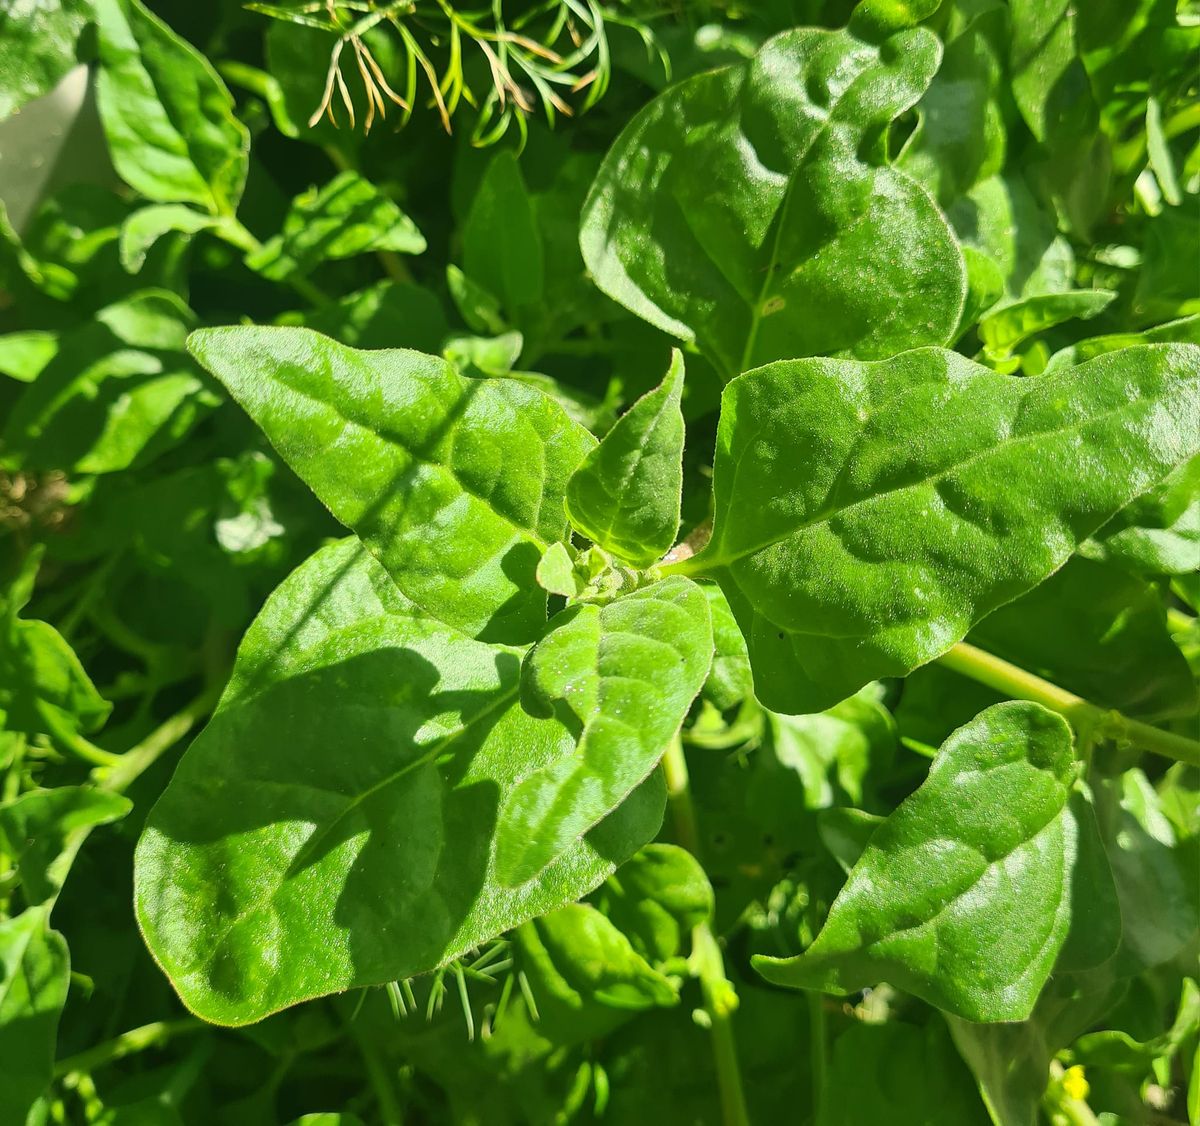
676;344;1200;713
699;584;754;712
3;291;215;476
94;0;250;215
516;903;679;1011
0;907;69;1126
1094;769;1199;974
896;5;1007;205
565;350;685;567
0;331;58;383
1071;978;1200;1075
0;552;111;745
765;687;897;810
754;702;1116;1022
495;577;712;886
969;557;1197;720
134;539;664;1025
462;151;544;316
1081;452;1200;576
580;20;966;380
288;280;448;354
246;171;425;282
186;326;595;644
978;290;1116;362
118;204;226;272
817;1019;990;1126
536;542;581;599
0;0;89;121
592;843;713;964
0;787;131;906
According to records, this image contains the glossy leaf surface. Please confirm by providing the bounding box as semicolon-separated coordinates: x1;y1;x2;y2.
565;350;685;567
135;539;664;1024
94;0;249;214
496;577;711;885
679;345;1200;713
755;702;1112;1022
187;326;595;643
580;19;966;379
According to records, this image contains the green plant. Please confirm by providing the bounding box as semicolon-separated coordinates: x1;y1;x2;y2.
1;0;1198;1124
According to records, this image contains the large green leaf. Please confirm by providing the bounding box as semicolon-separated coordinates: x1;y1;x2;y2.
495;576;711;885
0;0;89;121
580;16;966;380
754;702;1118;1022
673;344;1200;713
0;907;69;1125
3;290;214;475
246;171;425;282
135;539;664;1025
565;350;685;567
94;0;249;215
187;326;595;644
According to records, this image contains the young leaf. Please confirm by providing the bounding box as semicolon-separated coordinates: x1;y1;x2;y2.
591;843;714;964
978;290;1116;363
0;908;69;1126
495;577;712;886
754;702;1113;1022
135;539;664;1025
674;344;1200;714
516;903;679;1012
0;0;89;121
580;19;966;379
565;350;685;567
94;0;250;215
186;326;596;644
246;171;426;282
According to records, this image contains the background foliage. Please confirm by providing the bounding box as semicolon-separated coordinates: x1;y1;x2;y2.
0;1;1198;1124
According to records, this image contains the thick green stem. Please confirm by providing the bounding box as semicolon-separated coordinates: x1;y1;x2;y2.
53;1019;200;1078
937;642;1200;767
662;736;752;1126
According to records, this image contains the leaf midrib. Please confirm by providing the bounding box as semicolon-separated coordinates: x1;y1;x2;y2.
693;383;1187;574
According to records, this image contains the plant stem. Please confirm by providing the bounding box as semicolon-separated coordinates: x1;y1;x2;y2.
97;685;223;794
53;1019;200;1078
347;1015;404;1126
937;642;1200;767
808;994;826;1123
662;736;752;1126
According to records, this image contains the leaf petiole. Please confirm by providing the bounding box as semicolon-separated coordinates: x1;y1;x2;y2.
936;642;1200;767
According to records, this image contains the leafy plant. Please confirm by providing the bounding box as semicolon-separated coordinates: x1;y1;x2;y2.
1;1;1198;1124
